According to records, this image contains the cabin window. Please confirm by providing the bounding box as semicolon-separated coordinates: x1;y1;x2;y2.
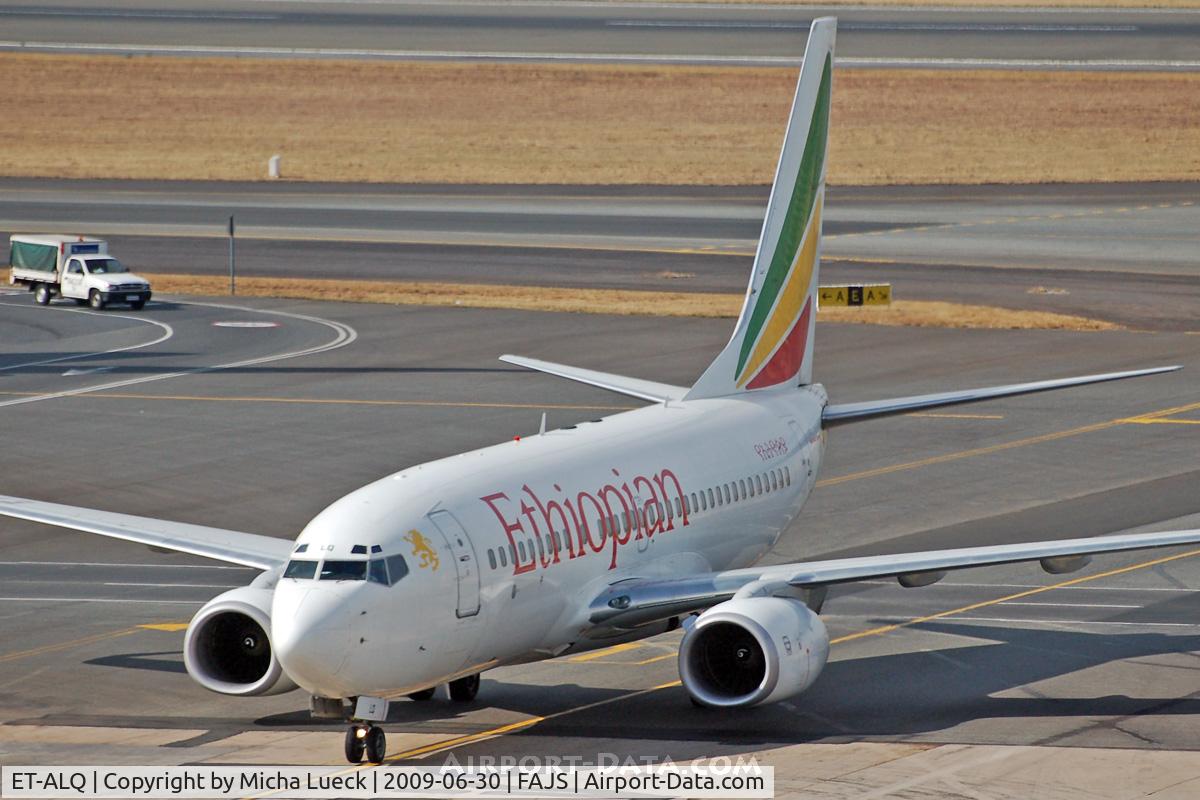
487;549;497;570
535;536;544;560
770;471;779;491
320;560;366;581
690;493;698;512
673;497;681;518
518;540;527;562
499;547;508;567
551;530;561;555
784;466;791;486
368;559;389;585
510;544;517;564
283;559;317;579
707;488;715;508
385;554;409;584
723;484;731;504
754;475;763;494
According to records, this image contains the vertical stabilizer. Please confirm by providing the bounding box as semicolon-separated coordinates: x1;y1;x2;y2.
685;18;835;400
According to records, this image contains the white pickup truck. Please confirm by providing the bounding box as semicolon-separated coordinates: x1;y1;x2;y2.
8;234;152;310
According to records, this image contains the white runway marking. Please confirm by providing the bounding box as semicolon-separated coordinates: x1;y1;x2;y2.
0;301;357;409
609;20;1139;32
102;582;236;588
0;596;205;604
0;8;278;21
1000;601;1140;609
61;367;114;376
0;561;252;570
0;303;174;375
943;616;1200;628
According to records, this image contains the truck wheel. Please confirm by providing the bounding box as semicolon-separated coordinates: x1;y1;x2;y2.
129;300;145;311
89;290;105;310
34;284;51;305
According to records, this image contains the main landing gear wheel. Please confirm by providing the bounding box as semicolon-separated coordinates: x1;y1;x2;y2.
407;687;436;701
365;726;386;764
449;673;481;702
344;726;365;764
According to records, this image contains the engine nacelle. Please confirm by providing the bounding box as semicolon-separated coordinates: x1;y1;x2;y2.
678;596;829;708
183;586;297;697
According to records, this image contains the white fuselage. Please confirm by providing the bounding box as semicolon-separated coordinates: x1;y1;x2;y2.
271;385;828;700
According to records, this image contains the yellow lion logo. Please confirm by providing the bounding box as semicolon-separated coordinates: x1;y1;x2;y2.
404;529;440;571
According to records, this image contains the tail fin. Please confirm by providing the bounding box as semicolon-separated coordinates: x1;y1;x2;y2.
685;18;835;400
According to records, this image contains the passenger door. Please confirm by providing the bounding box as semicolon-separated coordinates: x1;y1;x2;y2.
428;510;481;618
61;259;86;299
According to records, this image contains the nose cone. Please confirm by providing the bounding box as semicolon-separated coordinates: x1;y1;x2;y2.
272;582;356;696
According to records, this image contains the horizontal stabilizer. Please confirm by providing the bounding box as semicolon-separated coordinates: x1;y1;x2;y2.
0;495;292;570
500;355;687;403
822;365;1180;426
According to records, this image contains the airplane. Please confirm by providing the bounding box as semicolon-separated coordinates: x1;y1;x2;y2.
1;16;1197;766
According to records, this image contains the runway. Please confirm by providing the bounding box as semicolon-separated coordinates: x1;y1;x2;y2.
0;289;1198;789
2;0;1199;69
4;179;1199;330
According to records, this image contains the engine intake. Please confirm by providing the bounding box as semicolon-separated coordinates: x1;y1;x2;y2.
679;596;829;708
183;586;297;697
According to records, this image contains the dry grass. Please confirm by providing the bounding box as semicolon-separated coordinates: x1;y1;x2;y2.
1;55;1198;184
145;273;1120;330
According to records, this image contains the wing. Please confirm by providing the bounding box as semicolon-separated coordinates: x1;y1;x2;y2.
822;365;1179;426
0;494;292;570
500;354;687;403
589;528;1200;628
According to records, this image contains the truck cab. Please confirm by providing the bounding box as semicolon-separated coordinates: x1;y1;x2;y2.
59;254;152;310
8;234;152;310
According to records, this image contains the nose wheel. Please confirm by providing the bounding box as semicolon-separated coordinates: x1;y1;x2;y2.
345;724;386;764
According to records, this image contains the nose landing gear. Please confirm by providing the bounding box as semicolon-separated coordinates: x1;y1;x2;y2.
345;723;386;765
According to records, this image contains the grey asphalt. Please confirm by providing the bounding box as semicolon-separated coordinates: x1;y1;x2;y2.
1;0;1198;69
0;292;1198;771
4;179;1198;330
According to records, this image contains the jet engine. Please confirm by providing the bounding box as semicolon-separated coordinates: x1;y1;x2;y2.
678;596;829;708
183;586;297;696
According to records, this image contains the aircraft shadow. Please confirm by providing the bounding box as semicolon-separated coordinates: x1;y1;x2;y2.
85;650;187;674
397;617;1200;763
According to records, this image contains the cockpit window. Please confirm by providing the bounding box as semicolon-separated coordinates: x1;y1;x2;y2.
283;559;318;579
385;554;409;585
319;560;367;581
368;559;388;586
